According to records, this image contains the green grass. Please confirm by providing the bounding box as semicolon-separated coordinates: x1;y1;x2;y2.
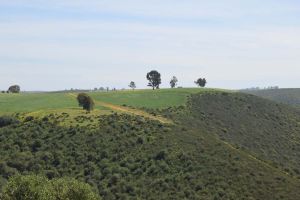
0;93;109;115
0;93;75;114
0;88;222;115
89;88;222;109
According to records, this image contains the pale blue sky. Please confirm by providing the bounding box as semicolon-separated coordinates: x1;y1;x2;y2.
0;0;299;91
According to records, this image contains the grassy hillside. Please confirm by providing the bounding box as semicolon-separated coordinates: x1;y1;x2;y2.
89;88;219;109
1;89;300;199
0;88;217;115
242;88;300;108
0;93;75;114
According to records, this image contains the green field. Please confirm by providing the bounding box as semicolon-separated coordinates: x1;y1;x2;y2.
0;88;220;115
0;93;75;114
89;88;220;108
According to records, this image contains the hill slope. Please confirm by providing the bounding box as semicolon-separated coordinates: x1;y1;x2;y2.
242;88;300;108
1;90;300;199
174;92;300;177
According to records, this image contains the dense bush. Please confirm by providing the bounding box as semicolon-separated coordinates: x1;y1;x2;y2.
0;116;19;128
77;93;95;112
1;175;100;200
185;92;300;177
8;85;20;93
0;97;300;199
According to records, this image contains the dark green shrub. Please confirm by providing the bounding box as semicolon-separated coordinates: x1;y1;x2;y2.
24;116;34;122
155;150;167;160
0;116;19;128
77;93;95;112
8;85;20;93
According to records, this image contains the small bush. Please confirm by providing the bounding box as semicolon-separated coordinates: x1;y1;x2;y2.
24;116;34;122
77;93;95;112
1;175;100;200
0;116;19;128
1;175;52;200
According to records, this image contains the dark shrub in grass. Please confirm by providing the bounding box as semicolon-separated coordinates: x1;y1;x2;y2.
0;116;19;128
77;93;95;112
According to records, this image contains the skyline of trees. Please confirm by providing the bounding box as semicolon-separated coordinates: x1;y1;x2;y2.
1;72;208;92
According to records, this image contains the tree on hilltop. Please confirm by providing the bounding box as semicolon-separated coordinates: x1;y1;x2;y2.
170;76;178;88
146;70;161;90
8;85;20;93
128;81;136;90
195;78;207;87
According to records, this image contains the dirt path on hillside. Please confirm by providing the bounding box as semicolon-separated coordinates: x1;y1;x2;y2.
67;93;172;124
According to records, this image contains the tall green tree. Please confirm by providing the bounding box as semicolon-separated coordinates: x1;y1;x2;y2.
146;70;161;90
170;76;178;88
194;78;207;87
77;93;95;112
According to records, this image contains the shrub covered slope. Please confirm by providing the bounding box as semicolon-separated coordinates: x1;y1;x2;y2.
242;88;300;108
1;91;300;199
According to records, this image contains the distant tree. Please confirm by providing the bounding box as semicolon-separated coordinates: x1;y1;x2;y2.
170;76;178;88
146;70;161;90
128;81;136;90
194;78;207;87
1;91;5;93
77;93;95;112
93;88;98;91
8;85;20;93
99;87;105;91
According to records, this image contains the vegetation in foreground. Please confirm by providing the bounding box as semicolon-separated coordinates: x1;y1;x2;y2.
1;91;300;199
1;175;99;200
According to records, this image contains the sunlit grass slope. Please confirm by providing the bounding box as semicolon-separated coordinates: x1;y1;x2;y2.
0;93;76;114
0;88;223;115
89;88;223;109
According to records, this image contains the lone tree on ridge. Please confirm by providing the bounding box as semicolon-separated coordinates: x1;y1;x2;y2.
8;85;20;93
195;78;207;87
128;81;136;90
146;70;161;90
170;76;178;88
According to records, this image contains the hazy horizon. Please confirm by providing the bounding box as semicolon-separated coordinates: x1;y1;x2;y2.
1;1;299;91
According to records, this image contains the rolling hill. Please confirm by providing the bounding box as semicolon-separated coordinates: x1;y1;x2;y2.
1;89;300;199
242;88;300;108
